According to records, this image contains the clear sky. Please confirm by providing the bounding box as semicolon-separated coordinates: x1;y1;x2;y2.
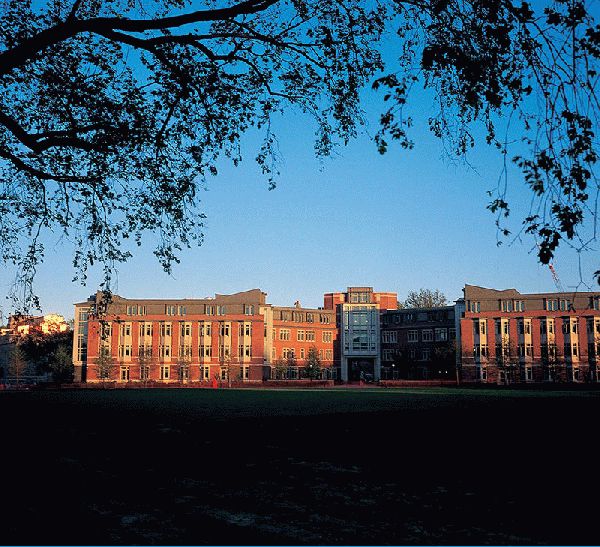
1;8;598;321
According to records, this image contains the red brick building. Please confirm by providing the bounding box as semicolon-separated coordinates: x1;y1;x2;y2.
73;289;338;384
458;285;600;384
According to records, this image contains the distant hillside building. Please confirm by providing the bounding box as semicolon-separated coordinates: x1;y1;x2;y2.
0;313;69;384
8;314;70;336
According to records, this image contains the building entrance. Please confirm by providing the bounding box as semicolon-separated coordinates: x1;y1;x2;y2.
349;358;375;382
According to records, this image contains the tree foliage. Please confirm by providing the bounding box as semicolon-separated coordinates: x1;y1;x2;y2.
0;0;385;310
95;344;113;380
374;0;599;276
304;345;321;379
0;0;598;311
403;288;447;308
17;329;73;381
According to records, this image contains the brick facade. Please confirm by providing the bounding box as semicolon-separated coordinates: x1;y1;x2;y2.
459;285;600;384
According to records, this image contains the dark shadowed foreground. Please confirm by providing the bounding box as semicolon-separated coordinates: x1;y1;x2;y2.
1;387;598;545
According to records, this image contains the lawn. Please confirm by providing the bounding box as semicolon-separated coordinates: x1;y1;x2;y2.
1;387;599;545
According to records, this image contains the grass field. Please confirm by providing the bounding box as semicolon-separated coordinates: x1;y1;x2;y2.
1;386;599;545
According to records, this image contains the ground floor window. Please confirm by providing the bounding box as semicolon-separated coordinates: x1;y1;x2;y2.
179;365;189;382
220;367;228;380
243;366;249;380
479;366;487;382
140;365;150;380
160;365;170;380
572;367;580;382
525;367;533;381
203;366;210;380
120;366;130;381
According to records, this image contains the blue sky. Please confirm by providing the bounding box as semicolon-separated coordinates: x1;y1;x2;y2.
1;4;599;321
3;101;597;321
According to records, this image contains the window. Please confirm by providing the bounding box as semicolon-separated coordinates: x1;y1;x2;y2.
244;323;252;337
501;300;513;312
279;329;290;341
159;345;171;358
140;365;150;380
559;299;571;311
514;300;525;312
100;322;112;339
138;345;152;358
282;348;294;359
244;345;252;357
474;345;487;359
122;345;132;357
201;345;212;358
526;344;533;357
525;367;533;381
468;301;480;313
323;331;333;343
140;322;153;337
320;314;331;324
120;323;132;337
217;305;226;315
297;330;305;341
306;313;314;323
293;311;303;322
435;328;448;342
120;366;130;381
383;349;395;362
159;322;172;337
591;297;600;310
178;305;186;315
160;365;170;380
205;305;214;315
179;365;189;381
572;320;578;334
203;367;210;380
548;319;554;334
524;320;531;335
449;328;456;340
300;348;305;359
280;311;290;322
408;330;418;343
422;329;433;342
201;322;212;337
325;349;333;360
382;331;397;344
180;322;191;337
220;323;230;337
165;305;176;315
421;348;431;361
306;331;315;342
244;304;254;315
218;345;230;359
179;345;192;358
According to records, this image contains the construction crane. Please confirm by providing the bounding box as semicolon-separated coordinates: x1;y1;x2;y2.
548;261;565;293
